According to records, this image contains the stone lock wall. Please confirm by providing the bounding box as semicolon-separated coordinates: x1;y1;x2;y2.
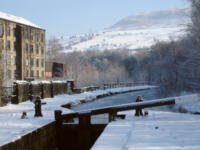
41;83;52;98
0;122;56;150
12;80;74;104
52;82;67;96
12;82;30;104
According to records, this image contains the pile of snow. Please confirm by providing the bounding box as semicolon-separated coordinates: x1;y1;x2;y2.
174;94;200;113
92;110;200;150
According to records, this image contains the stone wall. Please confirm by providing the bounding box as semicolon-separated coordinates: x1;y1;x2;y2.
0;122;56;150
12;80;74;104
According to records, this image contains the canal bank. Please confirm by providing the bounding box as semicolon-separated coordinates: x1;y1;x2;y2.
0;85;156;150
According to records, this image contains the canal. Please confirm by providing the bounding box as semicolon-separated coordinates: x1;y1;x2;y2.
71;87;191;112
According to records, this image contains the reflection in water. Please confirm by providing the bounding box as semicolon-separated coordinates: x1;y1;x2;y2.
72;87;193;113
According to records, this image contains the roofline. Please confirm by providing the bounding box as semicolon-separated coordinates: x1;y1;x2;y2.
0;17;45;31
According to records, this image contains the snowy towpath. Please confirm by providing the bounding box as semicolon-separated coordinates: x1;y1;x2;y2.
0;85;155;146
91;110;200;150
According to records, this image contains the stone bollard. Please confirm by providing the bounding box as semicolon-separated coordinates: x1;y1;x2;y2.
34;96;43;117
135;96;144;117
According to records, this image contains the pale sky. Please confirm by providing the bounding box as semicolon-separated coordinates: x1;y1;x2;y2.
0;0;190;37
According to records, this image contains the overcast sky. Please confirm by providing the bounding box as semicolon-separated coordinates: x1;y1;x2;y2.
0;0;190;37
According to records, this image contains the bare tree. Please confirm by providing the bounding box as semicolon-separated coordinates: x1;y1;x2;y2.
46;37;63;62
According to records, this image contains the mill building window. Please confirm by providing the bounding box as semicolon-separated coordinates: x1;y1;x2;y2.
0;24;3;36
30;31;34;41
7;26;10;36
36;32;39;42
36;59;39;67
41;59;44;67
31;70;34;77
14;56;16;65
14;70;17;79
31;59;34;66
14;42;16;51
24;29;28;39
26;43;29;52
1;40;4;49
37;70;39;78
42;71;44;77
7;40;10;50
26;70;29;77
41;46;44;55
41;33;44;42
36;45;39;54
30;44;33;53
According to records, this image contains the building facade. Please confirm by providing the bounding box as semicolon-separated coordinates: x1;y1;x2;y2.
0;12;46;88
45;62;67;80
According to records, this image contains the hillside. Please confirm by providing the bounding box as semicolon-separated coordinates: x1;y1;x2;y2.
59;8;190;53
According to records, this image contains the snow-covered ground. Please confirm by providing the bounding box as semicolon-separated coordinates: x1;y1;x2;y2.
60;27;185;53
0;85;155;146
59;8;190;53
92;110;200;150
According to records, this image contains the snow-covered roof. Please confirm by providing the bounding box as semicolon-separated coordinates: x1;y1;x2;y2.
0;11;42;29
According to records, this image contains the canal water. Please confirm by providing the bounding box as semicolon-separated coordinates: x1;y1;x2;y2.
71;87;192;113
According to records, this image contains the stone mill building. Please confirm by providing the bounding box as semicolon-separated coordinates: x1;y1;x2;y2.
0;11;46;91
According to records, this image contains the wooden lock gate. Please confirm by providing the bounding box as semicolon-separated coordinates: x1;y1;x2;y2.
55;97;176;150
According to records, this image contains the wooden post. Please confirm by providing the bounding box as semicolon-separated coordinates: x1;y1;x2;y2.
55;110;62;150
109;112;117;122
50;81;54;98
78;115;91;150
11;83;19;104
79;115;91;129
41;83;44;99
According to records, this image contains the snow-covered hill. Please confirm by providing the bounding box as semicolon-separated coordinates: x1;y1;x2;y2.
59;8;190;53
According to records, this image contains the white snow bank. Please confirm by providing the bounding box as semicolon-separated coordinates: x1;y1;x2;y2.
15;80;67;85
0;85;155;146
175;94;200;104
173;94;200;113
52;80;67;83
92;110;200;150
14;80;29;84
40;81;51;84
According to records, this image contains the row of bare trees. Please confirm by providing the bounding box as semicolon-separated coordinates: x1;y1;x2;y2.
46;39;133;87
132;0;200;92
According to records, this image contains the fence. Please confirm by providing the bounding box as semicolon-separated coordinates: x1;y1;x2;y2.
75;82;150;93
103;82;149;90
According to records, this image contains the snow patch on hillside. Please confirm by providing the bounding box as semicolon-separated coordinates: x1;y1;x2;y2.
59;8;190;53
